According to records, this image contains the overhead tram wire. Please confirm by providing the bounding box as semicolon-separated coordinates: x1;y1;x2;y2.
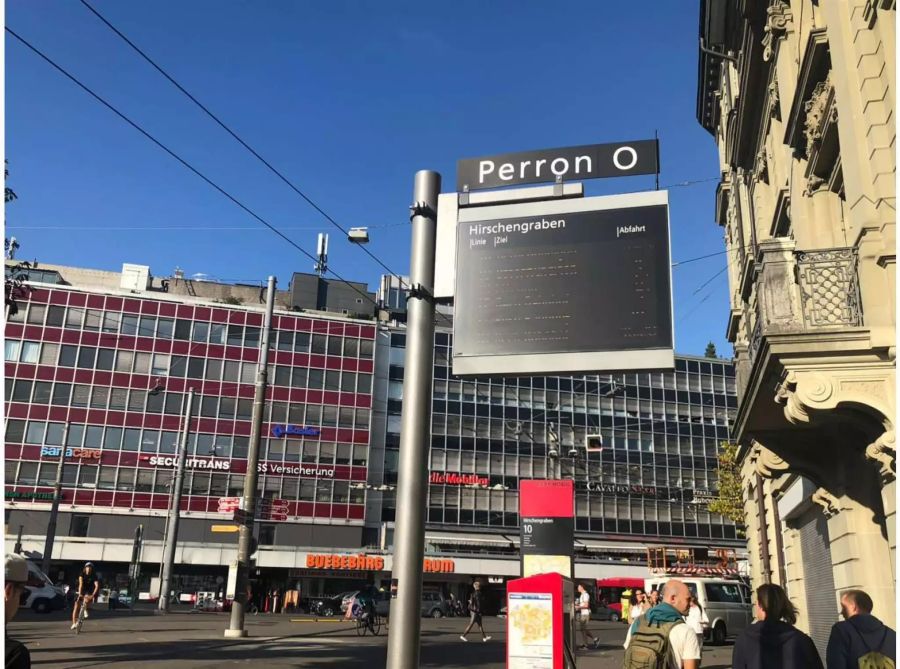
6;27;380;314
78;0;411;293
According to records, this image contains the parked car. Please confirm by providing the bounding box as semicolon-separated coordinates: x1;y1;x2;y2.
645;577;751;644
312;593;346;617
19;561;65;614
371;590;450;619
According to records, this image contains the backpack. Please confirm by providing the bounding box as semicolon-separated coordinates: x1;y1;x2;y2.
623;618;682;669
851;624;895;669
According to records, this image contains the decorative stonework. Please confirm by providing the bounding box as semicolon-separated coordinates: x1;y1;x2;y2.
775;371;836;425
866;430;896;484
803;175;827;196
762;1;794;62
803;75;832;157
750;441;791;478
795;248;862;328
812;487;841;517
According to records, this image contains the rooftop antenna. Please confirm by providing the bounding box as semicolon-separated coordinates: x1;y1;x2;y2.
314;233;329;277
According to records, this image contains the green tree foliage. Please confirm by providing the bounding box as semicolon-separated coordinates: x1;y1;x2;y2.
708;442;745;531
704;341;717;358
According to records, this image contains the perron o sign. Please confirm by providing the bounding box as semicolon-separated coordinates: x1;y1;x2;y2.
452;190;674;375
456;139;658;192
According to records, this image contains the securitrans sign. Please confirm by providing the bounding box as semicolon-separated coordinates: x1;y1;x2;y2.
456;139;658;192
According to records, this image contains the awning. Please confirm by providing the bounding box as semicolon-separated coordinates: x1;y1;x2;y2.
425;532;515;547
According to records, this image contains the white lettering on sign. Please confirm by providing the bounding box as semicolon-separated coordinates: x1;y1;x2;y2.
616;224;646;238
145;456;231;471
257;463;335;478
478;154;594;185
469;218;566;239
613;146;638;170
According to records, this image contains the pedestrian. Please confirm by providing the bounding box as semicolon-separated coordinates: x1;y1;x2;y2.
624;579;700;668
684;595;707;661
732;582;823;669
5;554;31;669
826;589;895;669
629;588;651;625
621;588;633;623
459;581;491;642
575;583;599;650
648;589;660;608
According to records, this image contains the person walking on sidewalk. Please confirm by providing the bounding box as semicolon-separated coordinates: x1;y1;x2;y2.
5;554;31;669
732;583;823;669
460;581;491;642
576;583;599;650
826;589;895;669
624;579;700;669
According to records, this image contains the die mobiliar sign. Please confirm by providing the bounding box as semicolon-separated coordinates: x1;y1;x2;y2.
457;139;658;191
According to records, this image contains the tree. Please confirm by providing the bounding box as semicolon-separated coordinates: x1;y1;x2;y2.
5;160;17;204
708;442;745;534
704;341;718;358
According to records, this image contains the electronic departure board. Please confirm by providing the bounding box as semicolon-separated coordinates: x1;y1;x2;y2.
452;191;673;375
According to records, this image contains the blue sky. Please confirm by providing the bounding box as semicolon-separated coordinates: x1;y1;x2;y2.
6;0;731;357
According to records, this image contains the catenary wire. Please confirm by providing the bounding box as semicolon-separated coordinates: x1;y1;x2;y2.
78;0;411;292
6;27;383;315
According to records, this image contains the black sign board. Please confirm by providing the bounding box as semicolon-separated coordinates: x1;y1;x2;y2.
520;517;575;555
457;139;659;192
452;191;673;375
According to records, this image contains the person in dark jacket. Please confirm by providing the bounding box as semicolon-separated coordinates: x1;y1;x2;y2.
732;583;824;669
826;589;896;669
5;554;31;669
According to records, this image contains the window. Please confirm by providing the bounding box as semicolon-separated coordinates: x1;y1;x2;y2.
32;382;52;405
37;464;57;486
139;316;157;339
104;427;123;450
174;319;192;340
65;308;84;328
109;388;128;410
5;340;21;362
77;347;96;369
311;335;327;355
116;350;134;373
360;339;374;359
192;322;209;343
19;342;40;363
40;343;59;366
11;380;32;402
51;383;72;406
96;349;115;370
70;515;90;538
45;422;65;446
704;583;744;604
18;462;38;485
227;325;244;347
122;429;141;451
84;309;102;331
121;314;139;336
78;465;98;487
156;318;174;339
133;352;151;375
71;385;91;408
152;354;171;377
210;323;226;344
24;421;46;444
26;304;46;325
102;311;121;333
46;305;65;327
259;524;276;545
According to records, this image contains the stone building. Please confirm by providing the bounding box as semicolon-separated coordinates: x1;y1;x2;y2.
696;0;895;652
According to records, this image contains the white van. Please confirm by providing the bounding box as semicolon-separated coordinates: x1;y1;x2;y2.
20;561;65;613
645;577;751;644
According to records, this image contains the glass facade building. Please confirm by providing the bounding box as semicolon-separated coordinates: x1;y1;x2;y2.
375;328;741;547
4;284;375;524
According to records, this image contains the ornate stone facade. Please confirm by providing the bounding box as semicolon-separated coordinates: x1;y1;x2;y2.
698;0;896;629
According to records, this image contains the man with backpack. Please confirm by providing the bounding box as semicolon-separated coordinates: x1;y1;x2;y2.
826;589;896;669
623;579;700;669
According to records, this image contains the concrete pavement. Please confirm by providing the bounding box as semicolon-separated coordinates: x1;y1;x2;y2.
9;606;736;668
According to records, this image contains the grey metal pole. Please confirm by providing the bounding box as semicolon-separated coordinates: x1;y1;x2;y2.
226;275;276;638
14;525;23;554
42;422;70;576
158;389;195;612
386;170;440;669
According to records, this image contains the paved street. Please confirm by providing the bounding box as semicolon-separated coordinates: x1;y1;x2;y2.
10;606;735;668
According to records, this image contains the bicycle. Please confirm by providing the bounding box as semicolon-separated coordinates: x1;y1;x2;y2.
354;612;382;637
73;596;89;635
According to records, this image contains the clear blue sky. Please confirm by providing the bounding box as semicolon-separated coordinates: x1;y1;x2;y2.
6;0;731;357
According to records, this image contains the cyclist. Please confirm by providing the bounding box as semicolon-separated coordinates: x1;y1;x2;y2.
353;585;379;634
71;562;100;630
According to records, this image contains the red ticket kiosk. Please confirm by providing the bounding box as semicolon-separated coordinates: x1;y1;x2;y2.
506;572;577;669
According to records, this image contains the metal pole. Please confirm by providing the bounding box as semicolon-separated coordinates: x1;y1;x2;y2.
14;525;23;554
42;422;70;576
226;275;276;638
129;524;143;611
385;170;440;669
158;389;195;612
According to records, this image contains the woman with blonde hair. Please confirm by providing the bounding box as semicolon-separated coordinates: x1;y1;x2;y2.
732;583;823;668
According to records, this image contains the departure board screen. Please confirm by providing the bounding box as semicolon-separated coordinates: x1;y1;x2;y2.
452;199;672;373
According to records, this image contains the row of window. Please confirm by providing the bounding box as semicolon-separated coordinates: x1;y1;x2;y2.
5;341;374;394
5;380;370;429
6;420;368;464
10;304;375;357
7;461;366;503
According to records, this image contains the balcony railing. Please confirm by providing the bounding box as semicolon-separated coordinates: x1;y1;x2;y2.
795;247;862;328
